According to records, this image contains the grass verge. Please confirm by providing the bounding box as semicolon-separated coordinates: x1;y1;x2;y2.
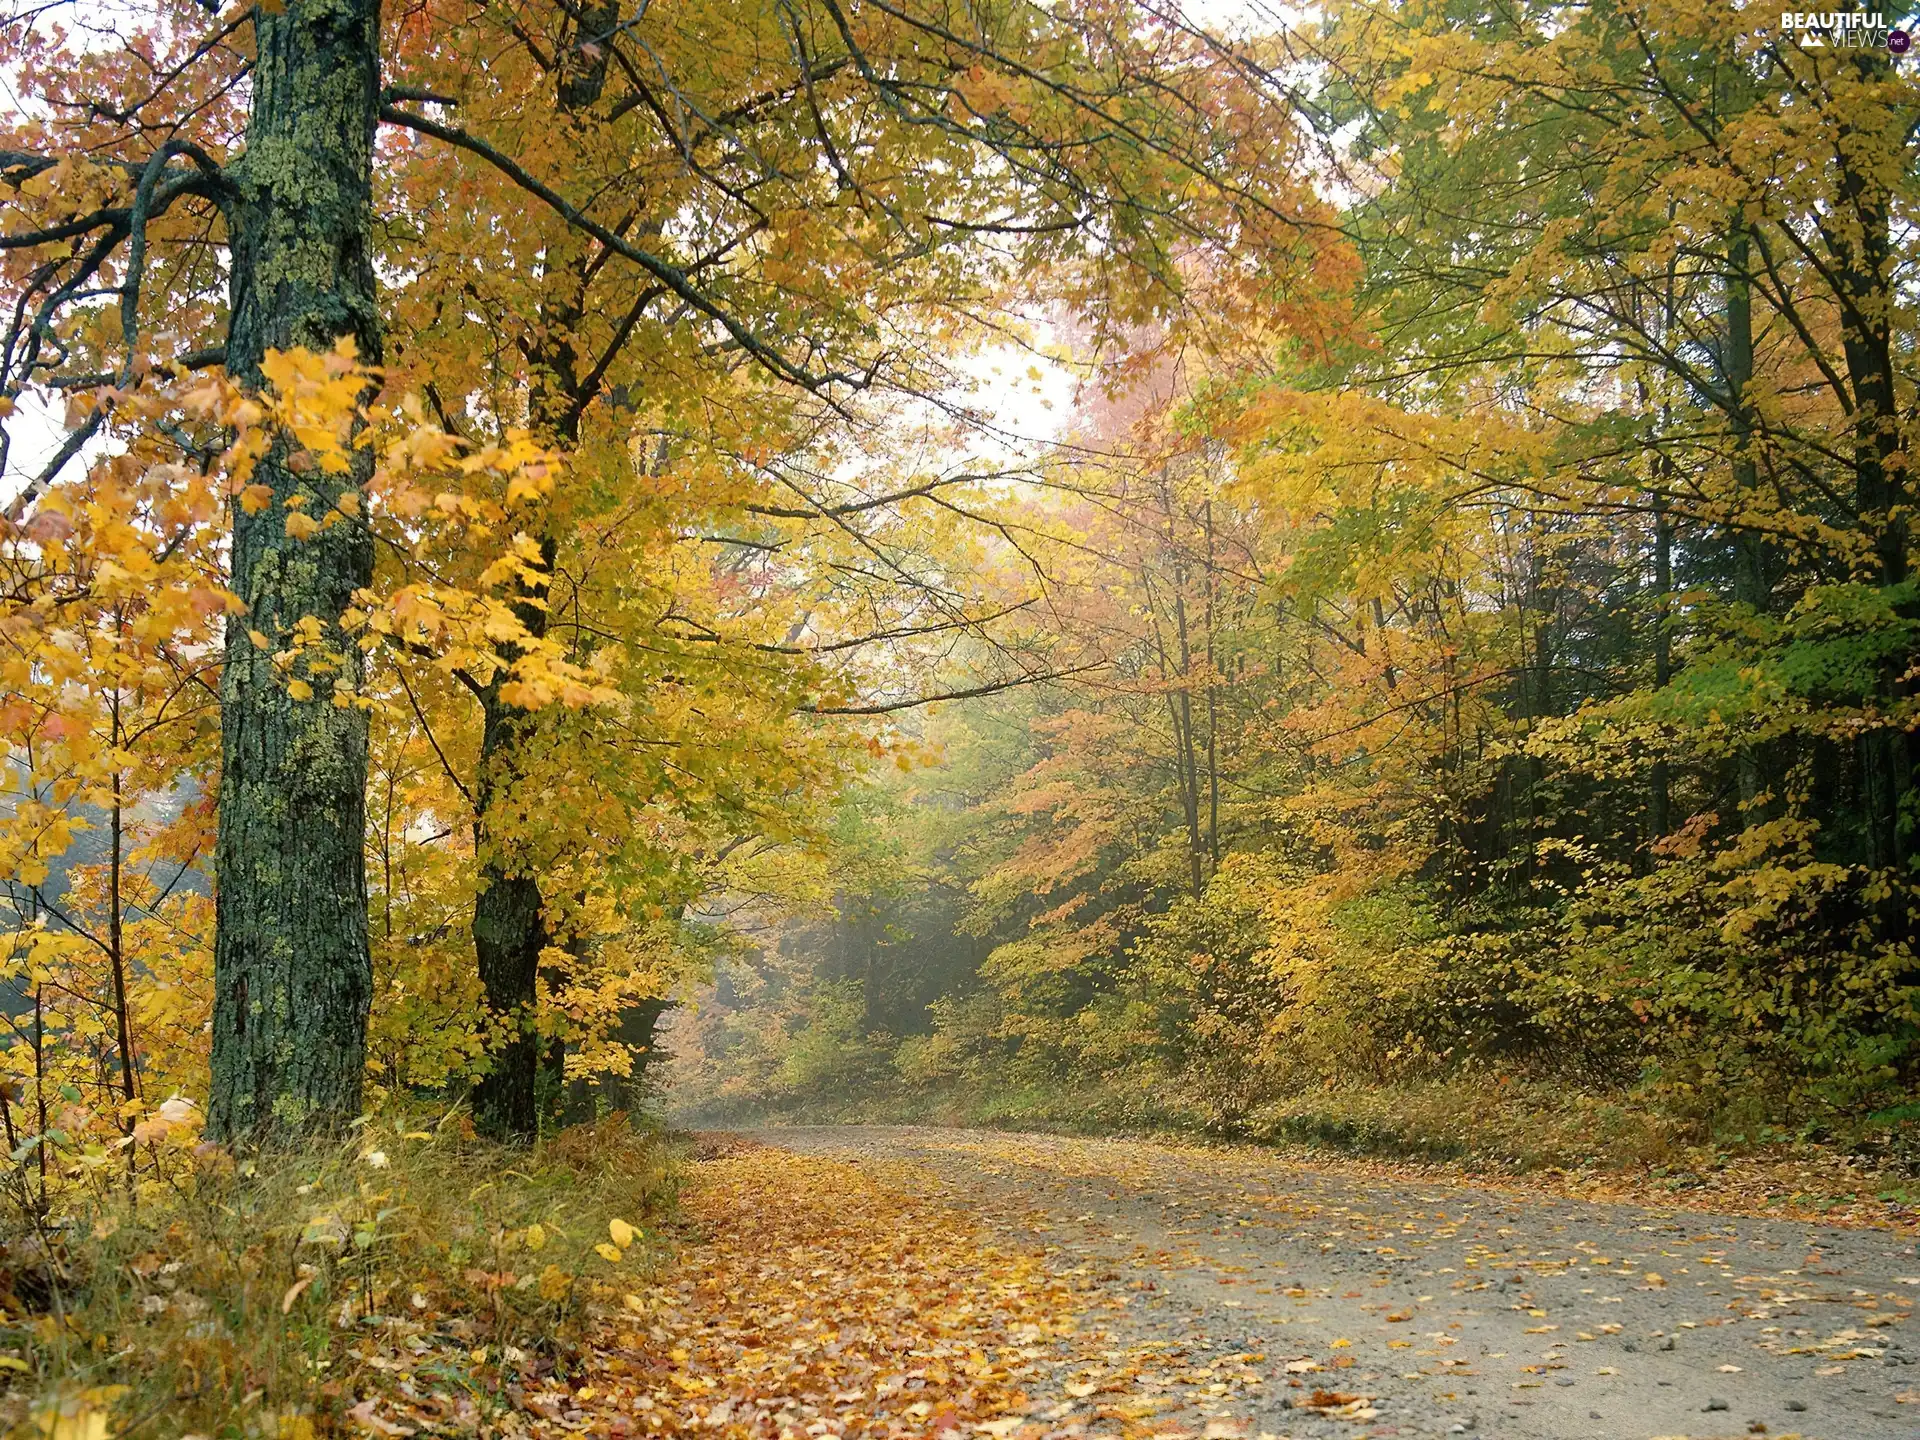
677;1074;1920;1230
0;1109;675;1439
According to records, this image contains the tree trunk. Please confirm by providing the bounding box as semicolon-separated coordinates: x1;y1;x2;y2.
1172;580;1205;900
465;16;620;1139
1649;486;1674;841
467;527;564;1141
469;690;548;1141
1831;52;1909;884
1724;224;1775;827
605;997;673;1113
467;386;570;1138
209;0;382;1140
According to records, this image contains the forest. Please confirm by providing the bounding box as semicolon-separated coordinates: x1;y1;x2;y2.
673;4;1920;1169
0;0;1915;1436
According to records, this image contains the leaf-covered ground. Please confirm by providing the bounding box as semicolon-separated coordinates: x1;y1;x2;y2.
532;1136;1090;1437
355;1126;1916;1440
495;1135;1303;1440
742;1128;1920;1440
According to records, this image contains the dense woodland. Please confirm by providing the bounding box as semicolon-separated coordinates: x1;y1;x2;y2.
670;3;1920;1159
0;0;1914;1206
0;0;1914;1431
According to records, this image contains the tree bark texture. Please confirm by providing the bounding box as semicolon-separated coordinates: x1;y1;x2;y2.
209;0;383;1139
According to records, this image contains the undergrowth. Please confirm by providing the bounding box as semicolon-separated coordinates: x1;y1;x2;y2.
0;1109;676;1439
676;1067;1919;1181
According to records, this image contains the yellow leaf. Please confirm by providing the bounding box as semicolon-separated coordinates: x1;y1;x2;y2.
33;1404;111;1440
284;511;320;540
240;483;275;514
505;471;549;505
594;1242;622;1263
288;679;313;702
525;1223;546;1251
609;1217;635;1250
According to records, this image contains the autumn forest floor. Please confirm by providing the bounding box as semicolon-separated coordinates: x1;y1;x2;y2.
508;1125;1919;1440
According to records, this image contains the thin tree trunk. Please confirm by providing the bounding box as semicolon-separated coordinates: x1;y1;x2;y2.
1202;498;1220;864
467;8;619;1138
1172;582;1204;900
108;688;137;1196
209;0;382;1140
1830;52;1909;884
1725;224;1770;824
107;681;135;1109
32;983;46;1209
1650;486;1674;842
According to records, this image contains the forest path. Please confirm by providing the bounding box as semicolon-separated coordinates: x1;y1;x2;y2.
749;1125;1919;1440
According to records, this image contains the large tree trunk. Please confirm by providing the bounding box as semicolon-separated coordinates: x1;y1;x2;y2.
209;0;382;1140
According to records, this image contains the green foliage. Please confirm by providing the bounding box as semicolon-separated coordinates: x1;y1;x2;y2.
777;980;893;1095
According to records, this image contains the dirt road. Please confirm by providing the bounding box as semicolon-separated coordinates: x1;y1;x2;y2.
750;1125;1918;1440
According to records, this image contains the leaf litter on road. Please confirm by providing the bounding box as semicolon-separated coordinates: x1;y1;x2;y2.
509;1137;1275;1440
353;1128;1917;1440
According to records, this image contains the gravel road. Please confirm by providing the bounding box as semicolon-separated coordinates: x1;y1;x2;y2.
748;1125;1919;1440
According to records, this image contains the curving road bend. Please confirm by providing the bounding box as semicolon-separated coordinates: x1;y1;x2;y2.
748;1125;1919;1440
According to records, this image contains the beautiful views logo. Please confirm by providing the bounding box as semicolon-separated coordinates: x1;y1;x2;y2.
1778;10;1913;50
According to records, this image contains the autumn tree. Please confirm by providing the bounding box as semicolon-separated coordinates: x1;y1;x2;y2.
364;0;1348;1135
675;4;1920;1135
0;0;387;1137
0;0;1349;1143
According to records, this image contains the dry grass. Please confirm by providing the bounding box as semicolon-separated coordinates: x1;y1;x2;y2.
0;1109;676;1439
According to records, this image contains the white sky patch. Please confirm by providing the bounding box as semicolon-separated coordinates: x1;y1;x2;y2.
1;393;86;506
954;330;1079;470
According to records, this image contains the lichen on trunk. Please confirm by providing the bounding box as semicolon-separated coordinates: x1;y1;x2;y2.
209;0;383;1140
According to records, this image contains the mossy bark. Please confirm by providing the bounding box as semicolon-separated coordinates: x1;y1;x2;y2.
208;0;382;1140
